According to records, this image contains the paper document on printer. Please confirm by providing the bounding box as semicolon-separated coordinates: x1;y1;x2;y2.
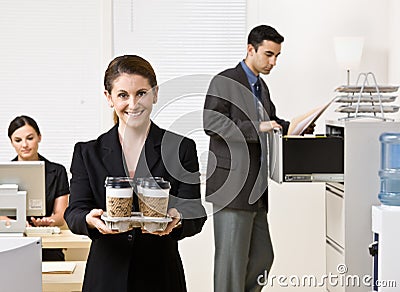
287;98;335;135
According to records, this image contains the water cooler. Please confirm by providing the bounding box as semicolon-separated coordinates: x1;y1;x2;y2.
371;133;400;291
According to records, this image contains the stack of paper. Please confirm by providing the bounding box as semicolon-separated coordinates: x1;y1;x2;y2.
42;262;76;274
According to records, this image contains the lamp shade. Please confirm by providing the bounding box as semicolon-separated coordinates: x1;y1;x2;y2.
334;37;364;69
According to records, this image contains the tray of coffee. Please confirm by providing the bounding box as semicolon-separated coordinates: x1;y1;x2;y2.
139;216;173;233
101;212;172;233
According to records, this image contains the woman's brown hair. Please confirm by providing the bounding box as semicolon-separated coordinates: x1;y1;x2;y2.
104;55;157;124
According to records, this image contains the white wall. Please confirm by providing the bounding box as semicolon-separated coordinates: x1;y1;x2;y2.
247;0;397;133
388;0;400;85
180;2;400;291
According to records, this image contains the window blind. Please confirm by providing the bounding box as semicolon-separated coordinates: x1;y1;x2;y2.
113;0;246;175
0;0;104;171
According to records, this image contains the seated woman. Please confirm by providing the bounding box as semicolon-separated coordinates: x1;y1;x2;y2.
7;115;70;261
64;55;207;292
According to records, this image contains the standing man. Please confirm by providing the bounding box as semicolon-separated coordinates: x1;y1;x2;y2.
203;25;289;292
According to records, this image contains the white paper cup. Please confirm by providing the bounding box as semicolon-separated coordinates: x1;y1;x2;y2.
140;179;170;218
105;177;134;218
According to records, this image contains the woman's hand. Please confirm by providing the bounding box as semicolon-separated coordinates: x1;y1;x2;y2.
142;208;182;236
0;216;12;227
30;194;69;227
31;217;55;227
86;209;119;234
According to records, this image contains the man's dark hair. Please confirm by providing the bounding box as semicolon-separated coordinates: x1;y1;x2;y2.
248;25;284;51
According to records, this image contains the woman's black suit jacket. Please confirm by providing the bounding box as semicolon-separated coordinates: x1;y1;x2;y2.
64;122;206;292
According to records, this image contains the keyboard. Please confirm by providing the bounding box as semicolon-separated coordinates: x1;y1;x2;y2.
25;226;61;236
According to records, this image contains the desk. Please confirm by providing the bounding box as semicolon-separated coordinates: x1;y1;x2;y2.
42;261;85;292
27;230;91;261
39;230;91;249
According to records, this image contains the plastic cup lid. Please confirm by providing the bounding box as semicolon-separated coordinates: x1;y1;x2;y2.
142;179;170;189
104;177;134;188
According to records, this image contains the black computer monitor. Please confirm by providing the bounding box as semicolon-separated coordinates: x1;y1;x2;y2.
0;161;46;217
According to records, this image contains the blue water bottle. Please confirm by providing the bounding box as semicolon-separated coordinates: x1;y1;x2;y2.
378;132;400;206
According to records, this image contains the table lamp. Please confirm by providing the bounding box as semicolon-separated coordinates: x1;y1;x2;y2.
334;36;364;85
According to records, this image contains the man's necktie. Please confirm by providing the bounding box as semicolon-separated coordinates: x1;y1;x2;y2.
254;79;265;121
254;78;268;207
254;78;262;102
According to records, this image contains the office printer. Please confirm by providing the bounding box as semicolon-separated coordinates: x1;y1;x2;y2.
268;129;344;183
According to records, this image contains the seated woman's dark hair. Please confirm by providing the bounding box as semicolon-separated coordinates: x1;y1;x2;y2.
8;115;41;138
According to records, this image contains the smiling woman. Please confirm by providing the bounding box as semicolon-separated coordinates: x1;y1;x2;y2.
106;73;157;176
106;73;157;129
64;55;207;292
103;56;159;176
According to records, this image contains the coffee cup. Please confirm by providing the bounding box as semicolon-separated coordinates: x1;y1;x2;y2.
105;177;134;218
136;177;161;214
140;178;170;218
